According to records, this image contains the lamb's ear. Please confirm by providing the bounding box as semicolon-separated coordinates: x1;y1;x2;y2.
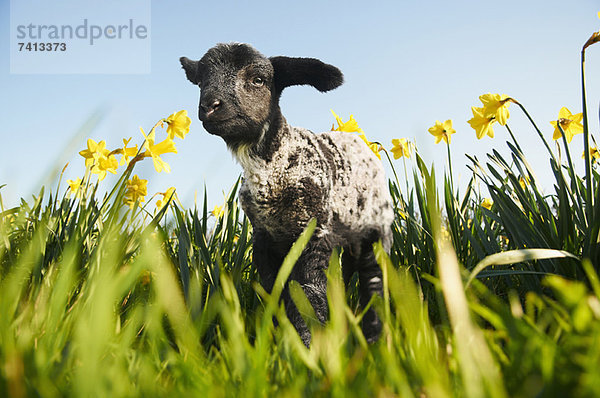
180;57;200;84
270;56;343;94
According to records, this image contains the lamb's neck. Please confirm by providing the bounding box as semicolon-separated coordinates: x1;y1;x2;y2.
233;113;289;172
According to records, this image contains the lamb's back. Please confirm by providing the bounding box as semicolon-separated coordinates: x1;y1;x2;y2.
318;131;394;245
239;125;393;247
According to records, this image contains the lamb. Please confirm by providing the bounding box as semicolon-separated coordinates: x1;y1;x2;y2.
180;43;394;345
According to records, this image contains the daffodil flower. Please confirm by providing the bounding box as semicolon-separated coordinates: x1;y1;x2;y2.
140;127;177;173
551;107;583;143
519;176;531;190
468;107;495;139
79;138;110;168
481;198;493;210
165;110;192;140
67;178;82;192
212;204;224;218
391;138;411;159
331;110;363;133
583;146;600;162
67;178;82;196
480;93;511;126
331;110;380;158
356;134;381;159
583;12;600;50
79;138;121;180
123;174;148;208
90;153;119;181
428;120;456;144
398;209;407;220
119;137;139;166
156;187;177;210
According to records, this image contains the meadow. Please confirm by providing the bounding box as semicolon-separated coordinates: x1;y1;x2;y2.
1;22;600;398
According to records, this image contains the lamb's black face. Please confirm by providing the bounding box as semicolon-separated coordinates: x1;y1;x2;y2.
181;43;344;151
181;44;274;148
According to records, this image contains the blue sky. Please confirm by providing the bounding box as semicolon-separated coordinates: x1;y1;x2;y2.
1;0;599;211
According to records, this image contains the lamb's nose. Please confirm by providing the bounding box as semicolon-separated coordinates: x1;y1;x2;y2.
201;99;222;116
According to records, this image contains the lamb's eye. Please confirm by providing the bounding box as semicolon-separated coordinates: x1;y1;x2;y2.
251;77;264;87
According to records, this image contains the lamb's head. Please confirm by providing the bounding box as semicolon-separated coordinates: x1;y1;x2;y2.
180;43;344;150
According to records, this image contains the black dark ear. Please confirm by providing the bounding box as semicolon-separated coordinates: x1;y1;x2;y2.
180;57;200;84
269;56;343;94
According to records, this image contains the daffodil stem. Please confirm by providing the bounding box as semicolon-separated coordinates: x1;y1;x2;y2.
557;123;584;217
504;124;522;153
446;141;454;194
402;157;410;200
54;164;68;212
514;101;555;160
581;49;593;228
383;149;402;193
382;149;404;213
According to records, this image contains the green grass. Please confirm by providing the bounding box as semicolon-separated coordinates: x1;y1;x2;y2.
1;139;600;397
2;24;600;398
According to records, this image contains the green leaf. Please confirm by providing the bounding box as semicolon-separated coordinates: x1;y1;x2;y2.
270;218;316;305
466;249;579;288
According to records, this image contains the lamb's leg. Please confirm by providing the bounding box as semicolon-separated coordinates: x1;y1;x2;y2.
253;230;329;346
252;229;284;294
341;250;357;286
357;235;384;343
286;241;331;346
253;230;312;345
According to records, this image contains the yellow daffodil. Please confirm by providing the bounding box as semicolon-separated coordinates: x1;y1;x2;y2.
79;138;110;168
481;198;493;210
67;178;82;196
358;133;382;159
583;12;600;50
119;137;139;166
79;138;121;180
519;176;530;190
591;147;600;162
551;107;583;143
165;110;192;140
331;110;363;133
90;153;119;181
156;187;177;210
331;110;380;158
583;146;600;162
123;175;148;208
212;204;224;218
141;127;177;173
468;107;495;139
391;138;411;159
479;93;511;126
398;209;407;220
428;120;456;144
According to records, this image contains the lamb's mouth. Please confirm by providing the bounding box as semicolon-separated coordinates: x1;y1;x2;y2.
201;118;234;135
